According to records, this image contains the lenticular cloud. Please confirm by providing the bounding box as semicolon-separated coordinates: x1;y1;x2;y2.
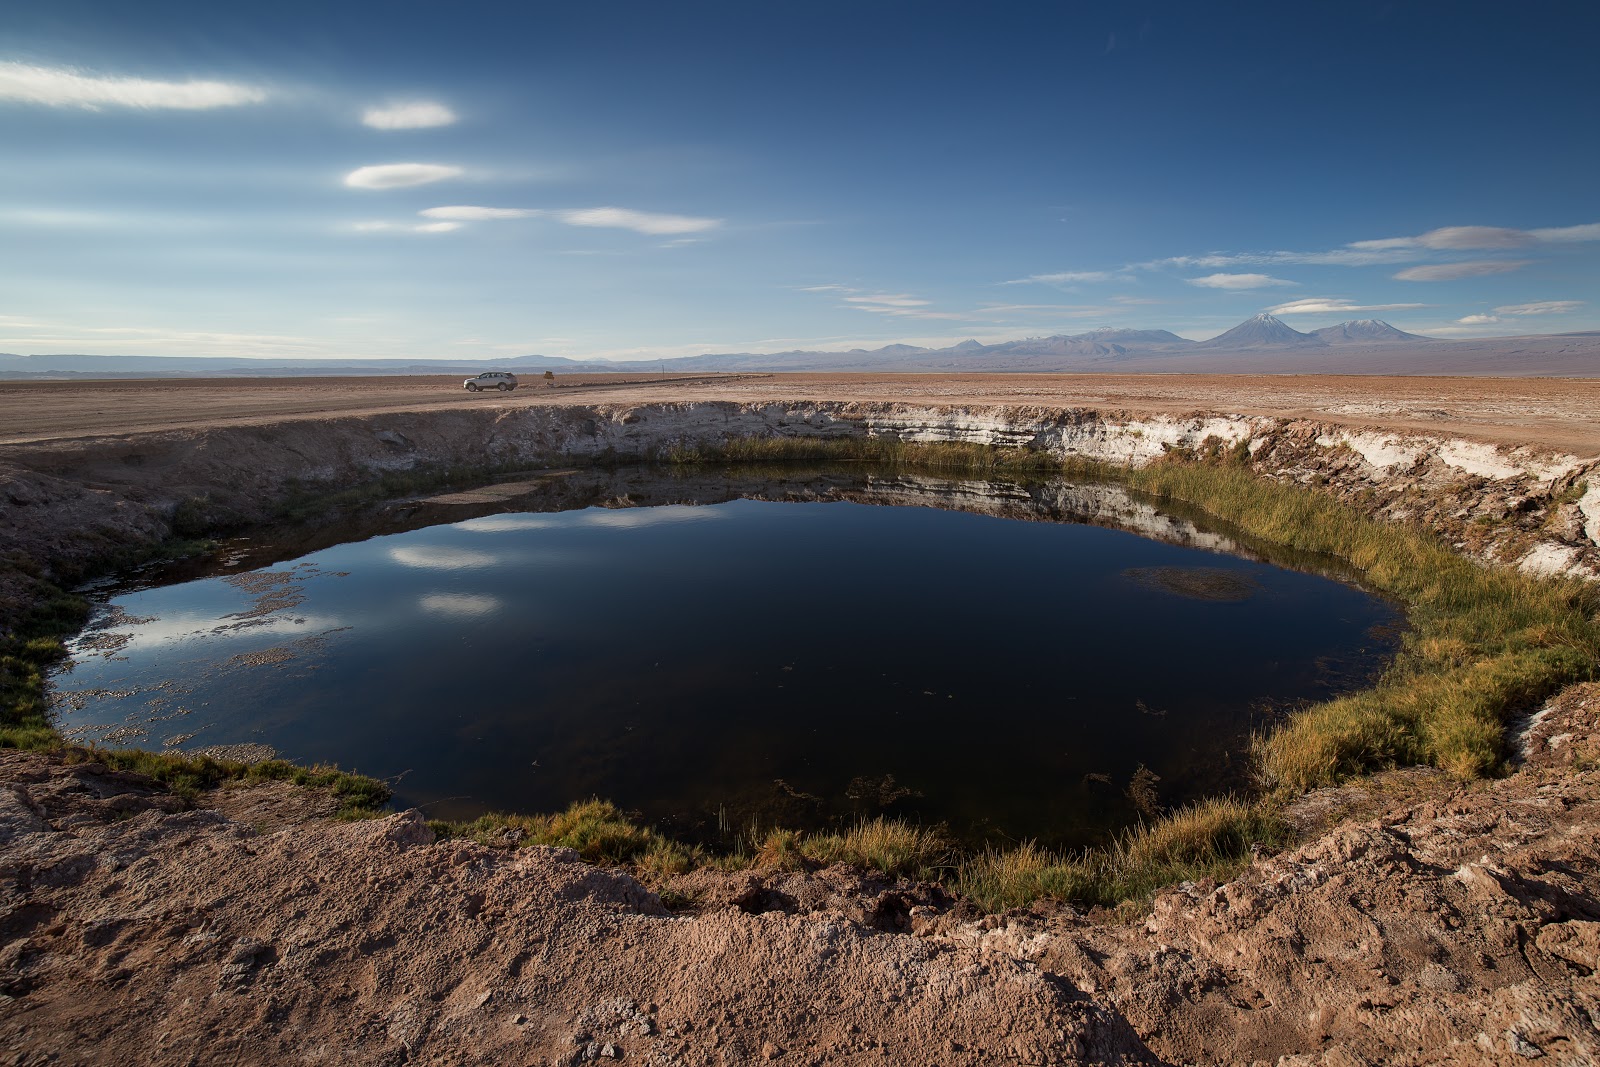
0;61;267;110
344;163;464;190
362;101;457;130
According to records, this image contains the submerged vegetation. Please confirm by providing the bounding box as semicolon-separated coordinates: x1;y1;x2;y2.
6;432;1597;912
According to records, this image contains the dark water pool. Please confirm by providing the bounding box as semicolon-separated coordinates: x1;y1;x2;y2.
53;469;1400;848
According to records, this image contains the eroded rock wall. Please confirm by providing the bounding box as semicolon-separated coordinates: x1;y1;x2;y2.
2;401;1597;599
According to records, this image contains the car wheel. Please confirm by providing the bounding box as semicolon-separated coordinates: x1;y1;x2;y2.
466;383;479;392
498;382;510;392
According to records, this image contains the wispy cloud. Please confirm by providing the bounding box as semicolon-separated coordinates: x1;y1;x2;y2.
0;321;319;354
1186;273;1295;290
1019;220;1599;298
420;205;539;220
1457;314;1500;325
1160;248;1413;269
844;294;930;308
1394;261;1530;282
346;220;459;234
0;61;267;110
1531;223;1600;243
831;290;975;320
362;101;456;130
559;207;721;235
344;163;464;190
1355;222;1600;251
1494;299;1584;316
1002;270;1115;285
1351;226;1531;251
1267;298;1429;315
979;303;1111;313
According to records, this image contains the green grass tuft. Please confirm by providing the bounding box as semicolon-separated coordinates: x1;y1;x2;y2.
797;817;950;879
431;799;702;871
956;796;1286;913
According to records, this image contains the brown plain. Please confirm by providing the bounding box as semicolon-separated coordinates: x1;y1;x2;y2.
3;371;1599;454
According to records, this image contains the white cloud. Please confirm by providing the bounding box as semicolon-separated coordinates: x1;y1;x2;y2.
419;205;539;220
1343;236;1417;252
979;303;1114;314
1266;298;1429;316
839;293;969;320
362;101;456;130
559;207;721;235
1002;270;1114;285
1355;222;1600;250
1457;314;1501;325
1530;222;1600;243
875;310;970;320
0;61;267;110
1161;248;1412;269
0;320;320;355
1394;261;1530;281
844;294;930;307
1418;226;1530;249
1186;273;1295;290
346;219;460;234
1494;300;1584;316
343;163;464;190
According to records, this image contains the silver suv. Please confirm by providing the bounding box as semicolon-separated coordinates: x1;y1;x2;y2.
463;371;518;392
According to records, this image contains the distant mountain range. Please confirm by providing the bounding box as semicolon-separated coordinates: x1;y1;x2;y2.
4;319;1599;378
1194;314;1432;350
1311;319;1430;344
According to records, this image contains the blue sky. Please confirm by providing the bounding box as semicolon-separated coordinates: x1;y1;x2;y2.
2;0;1596;361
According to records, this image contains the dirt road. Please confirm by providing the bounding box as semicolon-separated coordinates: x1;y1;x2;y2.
4;372;1599;455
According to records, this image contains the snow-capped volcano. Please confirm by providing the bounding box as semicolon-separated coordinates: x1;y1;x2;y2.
1195;313;1327;349
1311;319;1433;343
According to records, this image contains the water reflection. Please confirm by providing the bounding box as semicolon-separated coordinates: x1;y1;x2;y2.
418;593;503;618
52;466;1401;849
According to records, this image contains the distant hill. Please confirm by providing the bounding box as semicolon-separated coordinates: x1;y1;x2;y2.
4;323;1598;378
1195;313;1326;350
1075;328;1194;345
1311;319;1433;344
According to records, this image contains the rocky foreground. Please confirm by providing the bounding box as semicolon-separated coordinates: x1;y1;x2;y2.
2;685;1597;1066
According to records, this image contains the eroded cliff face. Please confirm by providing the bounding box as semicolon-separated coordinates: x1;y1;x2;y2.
2;400;1596;599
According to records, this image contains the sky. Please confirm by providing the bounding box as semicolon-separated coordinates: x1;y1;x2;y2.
1;0;1597;361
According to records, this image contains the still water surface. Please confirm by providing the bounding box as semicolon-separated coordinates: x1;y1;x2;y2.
54;470;1400;847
